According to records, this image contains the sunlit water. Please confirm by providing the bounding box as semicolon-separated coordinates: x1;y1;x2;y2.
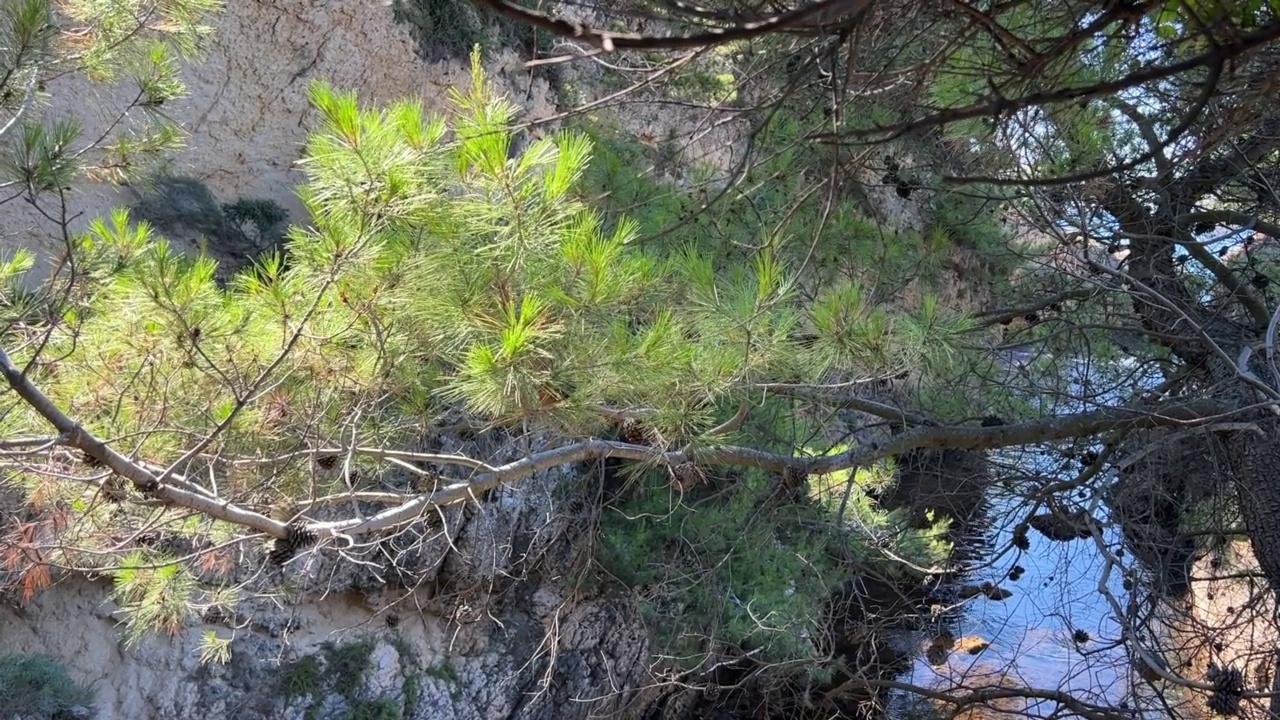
894;487;1133;713
891;353;1155;716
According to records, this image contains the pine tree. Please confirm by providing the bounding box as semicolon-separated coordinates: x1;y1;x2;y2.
0;49;968;650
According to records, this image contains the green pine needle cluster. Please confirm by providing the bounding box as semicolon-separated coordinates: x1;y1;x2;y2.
0;653;94;717
0;0;220;191
600;459;952;669
599;469;842;668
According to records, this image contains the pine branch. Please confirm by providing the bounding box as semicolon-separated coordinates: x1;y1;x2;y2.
469;0;873;51
313;397;1238;536
0;341;1241;540
0;346;289;539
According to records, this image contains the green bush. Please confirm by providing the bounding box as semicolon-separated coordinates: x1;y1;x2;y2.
221;198;289;250
599;455;952;670
599;468;841;668
0;654;94;719
930;187;1009;259
281;639;389;718
349;698;401;720
392;0;552;62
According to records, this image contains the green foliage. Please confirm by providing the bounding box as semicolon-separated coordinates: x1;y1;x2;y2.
110;550;200;647
1;119;81;193
282;639;394;719
664;46;741;105
0;654;94;718
0;50;969;652
672;69;738;104
391;0;488;61
198;630;233;665
63;0;219;73
401;671;421;718
0;0;56;99
392;1;553;62
806;454;953;573
578;115;824;265
925;2;1082;140
600;449;952;669
282;654;324;700
599;469;841;668
325;639;376;699
0;0;221;188
1154;0;1280;37
931;188;1010;260
423;660;460;686
578;119;980;391
350;698;402;720
222;198;289;242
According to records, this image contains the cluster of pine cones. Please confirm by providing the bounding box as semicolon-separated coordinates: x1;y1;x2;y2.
1205;663;1245;716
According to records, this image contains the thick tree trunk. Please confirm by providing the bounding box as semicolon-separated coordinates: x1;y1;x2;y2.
1234;415;1280;595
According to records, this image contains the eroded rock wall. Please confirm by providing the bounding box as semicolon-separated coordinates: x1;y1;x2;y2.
2;426;658;720
2;0;743;280
3;576;654;720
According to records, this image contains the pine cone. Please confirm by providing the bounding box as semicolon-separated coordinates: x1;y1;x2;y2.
671;462;704;492
781;465;809;493
1206;664;1244;716
619;419;652;446
101;475;126;503
268;521;318;566
1012;523;1031;551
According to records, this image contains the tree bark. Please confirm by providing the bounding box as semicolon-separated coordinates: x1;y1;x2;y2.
1098;103;1280;598
1233;415;1280;595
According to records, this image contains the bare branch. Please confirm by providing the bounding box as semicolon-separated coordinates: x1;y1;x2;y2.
470;0;874;51
757;381;934;426
817;22;1280;144
314;397;1235;536
1176;210;1280;241
0;334;1244;540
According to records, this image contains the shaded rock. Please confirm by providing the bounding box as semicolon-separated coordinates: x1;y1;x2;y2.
130;176;286;281
957;582;1013;601
983;584;1013;601
881;449;990;529
925;632;954;666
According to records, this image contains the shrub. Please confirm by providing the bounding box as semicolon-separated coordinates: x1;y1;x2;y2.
0;654;94;719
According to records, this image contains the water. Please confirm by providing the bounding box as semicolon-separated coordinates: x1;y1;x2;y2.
899;488;1132;708
892;353;1155;715
888;484;1132;716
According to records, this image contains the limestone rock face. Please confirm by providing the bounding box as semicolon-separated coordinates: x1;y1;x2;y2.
0;421;657;719
2;577;655;720
0;0;560;279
